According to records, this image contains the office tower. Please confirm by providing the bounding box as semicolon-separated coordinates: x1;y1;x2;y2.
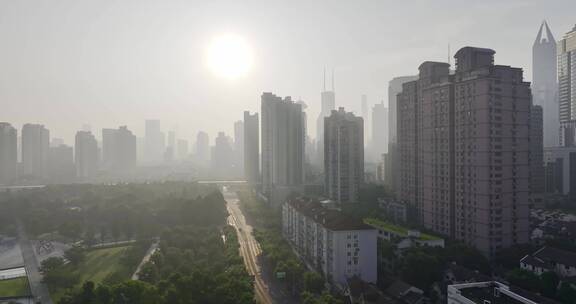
0;123;17;185
102;126;137;173
144;119;165;162
195;131;210;165
316;70;336;167
533;21;559;147
211;132;234;178
559;25;576;146
261;92;305;200
244;111;259;182
48;144;75;183
397;47;531;255
371;102;388;160
530;105;545;195
324;107;364;203
543;146;576;197
21;124;50;179
177;139;189;160
234;120;244;174
75;131;98;180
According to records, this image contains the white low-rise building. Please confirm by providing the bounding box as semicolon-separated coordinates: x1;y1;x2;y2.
520;246;576;277
282;197;377;288
448;281;559;304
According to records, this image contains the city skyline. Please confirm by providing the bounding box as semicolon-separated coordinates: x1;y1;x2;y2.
1;1;574;143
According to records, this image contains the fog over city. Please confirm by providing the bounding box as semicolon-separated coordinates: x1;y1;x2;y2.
0;0;573;142
2;2;576;304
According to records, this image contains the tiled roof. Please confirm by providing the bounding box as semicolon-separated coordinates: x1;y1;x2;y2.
286;197;375;231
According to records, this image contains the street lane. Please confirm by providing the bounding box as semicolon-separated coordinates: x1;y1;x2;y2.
223;187;274;304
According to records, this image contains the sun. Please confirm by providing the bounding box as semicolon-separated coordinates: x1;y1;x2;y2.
206;34;254;79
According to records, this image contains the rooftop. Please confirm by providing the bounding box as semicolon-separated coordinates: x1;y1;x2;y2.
286;198;375;231
450;282;560;304
363;218;441;241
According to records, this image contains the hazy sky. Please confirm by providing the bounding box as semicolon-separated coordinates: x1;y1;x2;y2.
0;0;575;144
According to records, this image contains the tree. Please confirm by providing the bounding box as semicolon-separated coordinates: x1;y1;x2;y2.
303;271;324;294
400;251;442;291
506;269;540;292
558;282;576;304
40;257;65;273
540;271;559;298
64;246;86;265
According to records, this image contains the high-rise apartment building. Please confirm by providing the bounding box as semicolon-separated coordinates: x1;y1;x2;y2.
559;25;576;146
324;108;364;203
22;124;50;180
102;126;137;173
261;92;305;201
0;123;17;185
532;21;559;147
371;102;388;160
397;47;532;255
48;144;75;183
244;111;259;182
530;105;545;195
75;131;98;180
361;94;369;144
177;139;189;160
384;76;418;192
234;120;244;175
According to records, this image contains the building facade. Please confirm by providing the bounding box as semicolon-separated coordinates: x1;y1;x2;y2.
211;132;234;178
75;131;98;180
282;197;377;288
559;25;576;146
102;126;137;174
316;77;336;168
324;107;364;203
244;111;260;182
0;123;17;185
371;102;388;162
397;47;532;255
261;92;305;202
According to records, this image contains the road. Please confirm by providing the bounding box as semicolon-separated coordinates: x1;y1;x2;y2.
223;187;274;304
17;220;53;304
131;238;160;280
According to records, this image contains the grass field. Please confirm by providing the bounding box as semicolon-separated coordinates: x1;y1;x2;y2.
0;277;30;298
51;245;132;302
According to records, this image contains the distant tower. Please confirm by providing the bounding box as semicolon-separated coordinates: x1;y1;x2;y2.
0;123;17;185
532;21;559;147
361;94;369;144
559;24;576;146
316;69;336;167
244;111;260;182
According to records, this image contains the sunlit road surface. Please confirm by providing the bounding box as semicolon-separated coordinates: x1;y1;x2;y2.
223;187;274;304
17;220;53;304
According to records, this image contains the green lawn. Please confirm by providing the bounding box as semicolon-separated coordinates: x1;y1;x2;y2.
51;245;132;302
0;277;31;298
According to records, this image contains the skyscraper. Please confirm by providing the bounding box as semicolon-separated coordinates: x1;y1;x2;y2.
177;139;189;160
195;131;210;165
397;47;532;256
316;70;336;167
371;102;388;160
530;105;545;196
22;124;49;180
532;21;559;148
559;25;576;146
75;131;98;180
244;111;259;182
261;92;305;201
361;94;369;143
234;120;244;175
0;123;17;185
324;107;364;203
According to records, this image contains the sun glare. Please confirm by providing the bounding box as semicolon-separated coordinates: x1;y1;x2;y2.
206;34;254;79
